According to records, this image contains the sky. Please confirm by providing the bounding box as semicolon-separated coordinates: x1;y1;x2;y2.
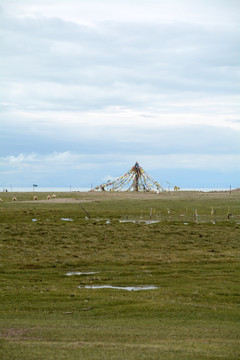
0;0;239;190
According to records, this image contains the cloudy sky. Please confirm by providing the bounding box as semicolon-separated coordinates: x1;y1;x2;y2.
0;0;239;190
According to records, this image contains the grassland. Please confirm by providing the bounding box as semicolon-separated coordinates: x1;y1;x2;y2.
0;190;240;359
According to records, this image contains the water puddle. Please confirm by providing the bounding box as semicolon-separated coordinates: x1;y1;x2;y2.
144;221;159;225
78;285;158;291
119;220;159;225
184;222;189;225
61;218;74;221
66;271;99;276
32;219;37;222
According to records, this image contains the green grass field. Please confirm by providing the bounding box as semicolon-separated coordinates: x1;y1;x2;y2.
0;191;240;359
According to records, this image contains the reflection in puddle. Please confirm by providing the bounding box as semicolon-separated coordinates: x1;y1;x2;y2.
66;271;99;276
78;285;158;291
32;219;37;222
184;223;189;225
61;218;74;221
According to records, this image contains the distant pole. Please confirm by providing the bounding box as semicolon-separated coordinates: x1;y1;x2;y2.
230;185;231;194
70;185;72;192
134;162;140;191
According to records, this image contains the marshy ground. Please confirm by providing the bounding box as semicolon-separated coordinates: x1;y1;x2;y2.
0;190;240;359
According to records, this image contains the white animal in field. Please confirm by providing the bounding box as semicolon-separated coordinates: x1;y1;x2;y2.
33;196;38;200
12;197;17;201
52;194;56;199
47;195;51;200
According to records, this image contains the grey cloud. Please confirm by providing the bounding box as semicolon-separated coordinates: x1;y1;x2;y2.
1;105;239;158
1;10;239;111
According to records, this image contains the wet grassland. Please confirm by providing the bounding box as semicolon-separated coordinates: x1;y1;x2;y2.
0;191;240;359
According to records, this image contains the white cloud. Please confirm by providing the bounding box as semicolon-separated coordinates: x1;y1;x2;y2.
4;102;240;131
3;0;239;26
8;153;36;164
1;151;239;173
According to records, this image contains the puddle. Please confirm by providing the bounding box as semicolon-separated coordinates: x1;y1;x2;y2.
144;221;159;225
32;219;37;222
66;271;99;276
61;218;74;221
119;220;159;225
106;220;111;224
119;220;138;224
78;285;158;291
184;223;189;225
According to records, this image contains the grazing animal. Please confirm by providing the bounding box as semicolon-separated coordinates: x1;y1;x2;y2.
12;197;17;201
33;196;38;200
47;195;51;200
52;194;56;199
0;198;2;202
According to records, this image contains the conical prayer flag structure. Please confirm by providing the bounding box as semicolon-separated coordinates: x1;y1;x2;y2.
92;162;166;192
